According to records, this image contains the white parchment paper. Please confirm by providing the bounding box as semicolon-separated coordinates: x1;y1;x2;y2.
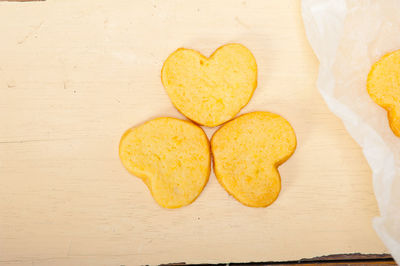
302;0;400;262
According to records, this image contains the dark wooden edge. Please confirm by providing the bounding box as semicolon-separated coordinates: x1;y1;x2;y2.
158;253;395;266
300;253;393;262
0;0;45;2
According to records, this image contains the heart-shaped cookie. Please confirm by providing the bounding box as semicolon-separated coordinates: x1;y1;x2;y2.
119;117;211;208
367;49;400;137
211;112;296;207
161;44;257;127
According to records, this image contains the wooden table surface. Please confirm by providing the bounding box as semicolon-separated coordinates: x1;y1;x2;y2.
0;0;390;265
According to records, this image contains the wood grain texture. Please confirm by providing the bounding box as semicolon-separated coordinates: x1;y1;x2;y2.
0;0;388;265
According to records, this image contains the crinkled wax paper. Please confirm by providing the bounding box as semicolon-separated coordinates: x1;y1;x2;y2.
302;0;400;262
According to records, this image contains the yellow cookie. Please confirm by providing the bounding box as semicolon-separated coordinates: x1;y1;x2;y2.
119;117;211;208
161;43;257;127
211;112;296;207
367;49;400;137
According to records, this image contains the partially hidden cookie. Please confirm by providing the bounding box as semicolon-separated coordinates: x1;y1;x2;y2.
161;43;257;127
211;112;296;207
367;49;400;137
119;117;211;208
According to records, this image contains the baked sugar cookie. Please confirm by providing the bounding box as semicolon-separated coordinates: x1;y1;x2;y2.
119;117;211;208
367;49;400;137
162;44;257;127
211;112;296;207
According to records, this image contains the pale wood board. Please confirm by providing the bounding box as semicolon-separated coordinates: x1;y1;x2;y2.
0;0;388;265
